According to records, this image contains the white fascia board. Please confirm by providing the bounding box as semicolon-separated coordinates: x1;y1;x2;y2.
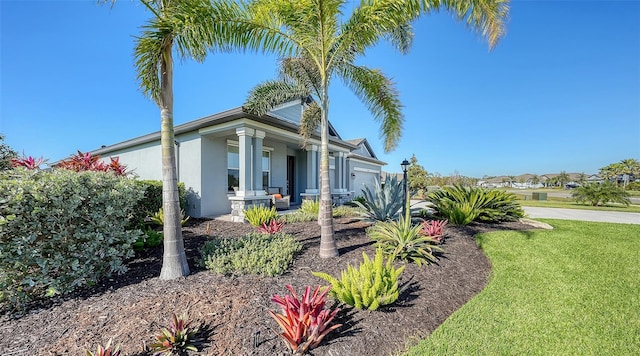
353;167;380;174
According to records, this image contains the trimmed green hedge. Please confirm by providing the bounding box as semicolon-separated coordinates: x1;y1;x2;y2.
0;168;144;311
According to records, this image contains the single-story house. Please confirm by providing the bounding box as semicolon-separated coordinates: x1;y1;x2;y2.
91;100;385;221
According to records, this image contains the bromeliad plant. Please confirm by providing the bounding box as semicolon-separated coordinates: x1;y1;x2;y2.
420;219;448;244
367;215;443;266
269;285;342;355
244;205;278;227
312;249;405;311
58;150;128;176
149;313;200;355
85;339;121;356
148;208;190;226
257;219;285;234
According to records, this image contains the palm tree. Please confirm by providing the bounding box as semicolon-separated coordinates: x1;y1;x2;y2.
619;158;640;188
557;170;570;188
243;0;509;258
105;0;258;279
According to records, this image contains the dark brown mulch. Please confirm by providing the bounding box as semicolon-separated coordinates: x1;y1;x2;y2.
0;218;534;356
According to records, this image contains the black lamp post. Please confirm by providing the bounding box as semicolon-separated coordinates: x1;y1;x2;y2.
401;158;409;218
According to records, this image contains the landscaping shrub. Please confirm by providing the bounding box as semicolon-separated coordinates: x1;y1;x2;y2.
148;207;190;226
132;228;164;251
130;180;186;228
353;176;404;221
200;233;301;276
426;185;524;225
269;285;341;355
244;205;278;227
0;168;144;311
299;199;320;215
367;215;442;265
572;181;631;206
332;205;361;218
281;211;317;223
312;249;404;310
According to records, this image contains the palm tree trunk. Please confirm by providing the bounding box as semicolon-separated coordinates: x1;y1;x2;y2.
158;40;190;279
318;83;338;258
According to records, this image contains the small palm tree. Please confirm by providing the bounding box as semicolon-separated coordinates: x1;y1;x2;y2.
242;0;509;257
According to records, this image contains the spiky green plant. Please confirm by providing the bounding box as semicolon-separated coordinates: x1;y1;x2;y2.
299;199;320;215
353;176;404;221
148;208;190;226
367;215;443;265
312;249;404;310
244;205;278;227
426;186;524;225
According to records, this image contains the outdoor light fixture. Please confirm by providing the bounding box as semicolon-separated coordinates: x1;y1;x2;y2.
401;159;409;217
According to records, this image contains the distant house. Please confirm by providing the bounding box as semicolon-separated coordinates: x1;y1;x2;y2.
90;100;385;221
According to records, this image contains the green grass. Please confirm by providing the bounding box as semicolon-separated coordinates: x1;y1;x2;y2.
405;220;640;355
517;199;640;213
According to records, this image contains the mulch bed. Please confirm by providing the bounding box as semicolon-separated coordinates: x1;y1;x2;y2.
0;218;533;356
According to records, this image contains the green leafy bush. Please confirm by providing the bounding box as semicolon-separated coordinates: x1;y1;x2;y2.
312;249;404;310
200;233;302;276
244;205;278;227
426;185;524;225
332;205;361;218
353;176;404;221
281;211;317;223
0;168;144;311
130;180;186;228
133;228;164;251
572;181;631;206
367;215;442;265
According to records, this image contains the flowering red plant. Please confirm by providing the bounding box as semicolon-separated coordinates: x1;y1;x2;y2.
269;285;341;355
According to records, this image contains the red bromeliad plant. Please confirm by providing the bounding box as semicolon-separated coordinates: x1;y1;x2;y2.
257;219;285;234
420;219;448;244
58;150;127;176
10;154;48;170
85;339;121;356
269;285;342;355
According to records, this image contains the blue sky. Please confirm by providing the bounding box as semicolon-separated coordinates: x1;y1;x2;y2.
1;0;639;177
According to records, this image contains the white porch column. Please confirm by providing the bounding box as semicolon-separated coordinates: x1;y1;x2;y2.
253;130;265;195
305;144;319;193
236;127;255;196
336;152;345;191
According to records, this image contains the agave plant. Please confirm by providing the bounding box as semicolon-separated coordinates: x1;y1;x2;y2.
367;215;442;266
353;176;404;221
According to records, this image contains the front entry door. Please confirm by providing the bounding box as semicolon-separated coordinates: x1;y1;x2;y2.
287;156;295;202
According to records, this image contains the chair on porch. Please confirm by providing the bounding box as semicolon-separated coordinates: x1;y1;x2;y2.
267;187;290;210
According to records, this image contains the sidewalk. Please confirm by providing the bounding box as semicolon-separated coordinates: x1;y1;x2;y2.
523;207;640;225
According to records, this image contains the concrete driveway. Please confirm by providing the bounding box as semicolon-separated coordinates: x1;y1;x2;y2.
523;207;640;224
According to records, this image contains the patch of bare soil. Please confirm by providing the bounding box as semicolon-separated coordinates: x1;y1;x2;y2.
0;218;533;356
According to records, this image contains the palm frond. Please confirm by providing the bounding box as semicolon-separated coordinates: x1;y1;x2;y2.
339;64;403;152
416;0;509;49
244;80;310;116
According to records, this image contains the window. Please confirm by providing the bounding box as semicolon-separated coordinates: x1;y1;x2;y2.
262;150;270;190
228;145;239;191
227;144;271;191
